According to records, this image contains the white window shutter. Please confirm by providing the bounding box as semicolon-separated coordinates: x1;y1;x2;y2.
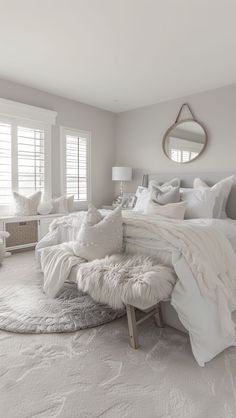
66;134;88;201
0;122;12;205
17;126;45;196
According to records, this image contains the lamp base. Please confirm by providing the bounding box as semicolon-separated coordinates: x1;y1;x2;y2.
112;181;124;206
112;195;123;206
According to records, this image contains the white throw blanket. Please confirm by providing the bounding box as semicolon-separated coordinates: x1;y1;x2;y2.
40;242;84;298
37;211;236;366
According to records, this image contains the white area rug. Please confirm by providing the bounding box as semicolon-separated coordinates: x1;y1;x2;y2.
1;252;236;418
0;254;124;333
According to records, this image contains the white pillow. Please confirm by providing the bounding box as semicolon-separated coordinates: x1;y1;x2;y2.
144;200;187;219
37;201;53;215
134;179;181;212
67;195;75;212
148;177;181;189
181;188;221;219
52;196;67;213
135;186;147;198
73;205;123;261
86;203;103;225
193;176;234;218
133;188;150;212
52;195;74;214
13;191;42;216
150;184;180;205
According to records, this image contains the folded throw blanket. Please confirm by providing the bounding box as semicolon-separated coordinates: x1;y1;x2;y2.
40;242;85;297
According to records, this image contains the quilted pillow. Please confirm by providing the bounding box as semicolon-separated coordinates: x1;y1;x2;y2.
73;205;123;261
13;191;42;216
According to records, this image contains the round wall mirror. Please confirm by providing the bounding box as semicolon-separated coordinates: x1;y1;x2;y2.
163;118;207;164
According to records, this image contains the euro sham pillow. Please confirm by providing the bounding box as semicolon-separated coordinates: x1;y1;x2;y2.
180;187;221;219
193;176;234;218
13;191;42;216
73;205;123;261
144;200;187;219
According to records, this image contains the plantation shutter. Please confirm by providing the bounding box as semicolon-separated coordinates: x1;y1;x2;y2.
66;134;88;201
17;126;45;196
0;122;12;205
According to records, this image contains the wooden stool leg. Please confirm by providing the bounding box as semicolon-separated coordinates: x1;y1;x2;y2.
154;303;164;328
126;304;139;349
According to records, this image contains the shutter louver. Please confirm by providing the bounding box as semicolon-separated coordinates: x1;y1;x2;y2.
17;126;45;196
66;135;87;201
0;123;12;204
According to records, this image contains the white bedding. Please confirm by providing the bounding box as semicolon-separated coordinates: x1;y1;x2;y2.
36;211;236;366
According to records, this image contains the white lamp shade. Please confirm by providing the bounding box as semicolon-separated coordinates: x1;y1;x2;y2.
112;166;132;181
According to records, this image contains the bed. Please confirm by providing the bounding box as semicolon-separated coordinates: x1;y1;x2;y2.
36;172;236;366
135;172;236;333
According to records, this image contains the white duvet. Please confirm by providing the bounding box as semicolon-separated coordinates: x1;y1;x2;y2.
36;211;236;366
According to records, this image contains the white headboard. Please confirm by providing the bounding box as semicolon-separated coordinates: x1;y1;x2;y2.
148;172;236;219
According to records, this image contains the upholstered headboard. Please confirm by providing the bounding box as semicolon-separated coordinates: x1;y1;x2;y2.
148;172;236;219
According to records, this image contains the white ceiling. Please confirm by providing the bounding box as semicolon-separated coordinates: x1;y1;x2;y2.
1;0;236;113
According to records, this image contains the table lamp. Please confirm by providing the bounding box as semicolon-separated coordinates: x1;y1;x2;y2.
112;166;132;204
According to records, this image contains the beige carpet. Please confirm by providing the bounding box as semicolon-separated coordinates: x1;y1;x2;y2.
0;251;236;418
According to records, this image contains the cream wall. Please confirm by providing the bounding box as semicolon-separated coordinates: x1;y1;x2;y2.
115;84;236;192
0;78;116;208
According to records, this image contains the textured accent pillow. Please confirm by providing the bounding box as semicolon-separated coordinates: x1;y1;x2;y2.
144;200;187;219
180;188;221;219
193;176;234;218
150;184;180;205
73;205;123;261
13;191;42;216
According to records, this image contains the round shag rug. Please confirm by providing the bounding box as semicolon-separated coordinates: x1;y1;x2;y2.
0;257;125;333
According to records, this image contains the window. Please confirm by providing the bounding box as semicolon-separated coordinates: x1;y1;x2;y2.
60;127;91;205
17;126;45;196
0;119;50;210
0;122;11;205
0;98;57;213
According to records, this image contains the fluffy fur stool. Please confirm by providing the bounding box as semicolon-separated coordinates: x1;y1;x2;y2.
77;253;176;310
